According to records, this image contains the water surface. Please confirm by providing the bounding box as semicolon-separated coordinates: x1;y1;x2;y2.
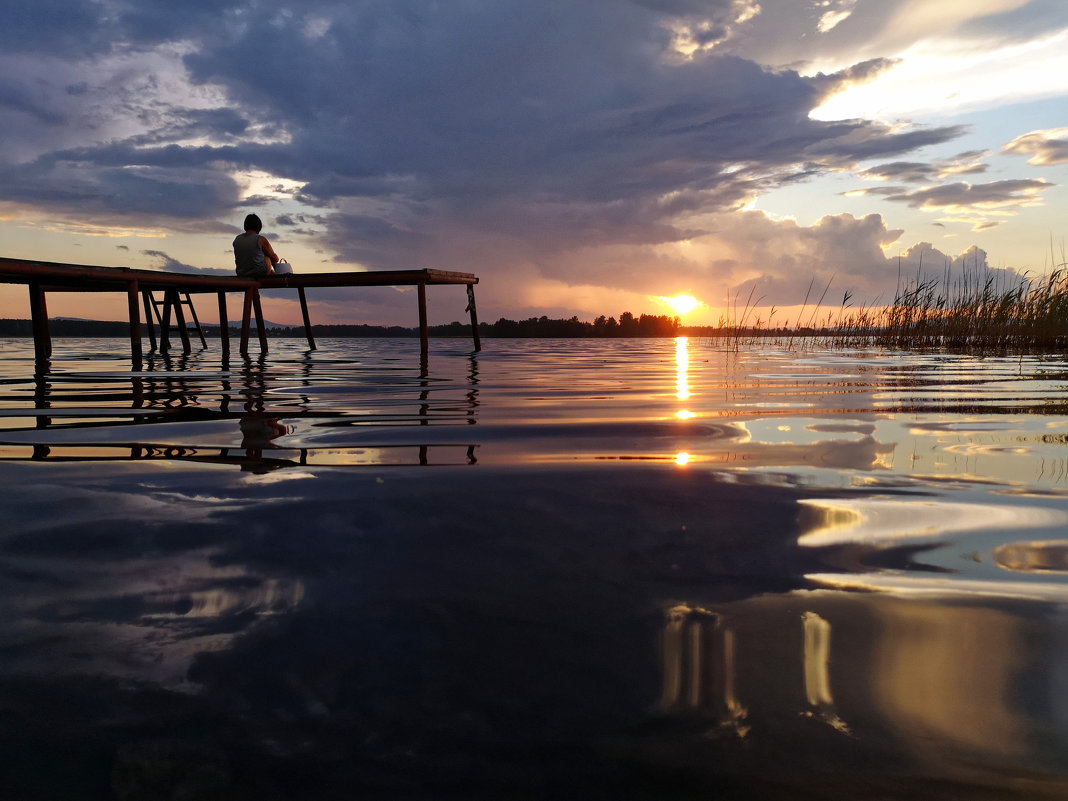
2;336;1068;799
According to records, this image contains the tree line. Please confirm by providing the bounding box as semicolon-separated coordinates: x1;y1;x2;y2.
0;312;683;338
482;312;680;337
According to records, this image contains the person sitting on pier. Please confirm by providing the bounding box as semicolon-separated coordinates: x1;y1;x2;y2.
233;213;281;277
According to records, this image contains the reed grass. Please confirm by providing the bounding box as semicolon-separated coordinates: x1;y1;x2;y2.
711;250;1068;353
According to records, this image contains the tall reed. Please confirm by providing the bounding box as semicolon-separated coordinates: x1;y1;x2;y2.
711;258;1068;353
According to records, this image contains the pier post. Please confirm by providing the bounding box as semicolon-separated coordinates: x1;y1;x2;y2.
466;284;481;352
170;289;192;354
240;289;253;355
240;287;269;355
28;282;51;362
141;291;157;351
127;280;142;370
185;294;208;349
159;292;173;353
298;286;316;350
218;292;230;356
251;288;268;353
418;282;429;356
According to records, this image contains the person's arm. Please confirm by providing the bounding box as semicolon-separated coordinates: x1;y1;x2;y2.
259;236;280;273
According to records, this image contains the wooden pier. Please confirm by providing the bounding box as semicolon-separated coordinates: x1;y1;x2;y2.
0;257;480;366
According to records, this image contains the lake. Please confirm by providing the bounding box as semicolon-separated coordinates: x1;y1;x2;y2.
2;335;1068;799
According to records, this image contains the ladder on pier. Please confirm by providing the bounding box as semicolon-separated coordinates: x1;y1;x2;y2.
142;289;207;353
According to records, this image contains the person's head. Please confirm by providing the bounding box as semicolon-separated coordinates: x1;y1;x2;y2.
243;213;263;233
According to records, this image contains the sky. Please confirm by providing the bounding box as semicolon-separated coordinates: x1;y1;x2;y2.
0;0;1066;328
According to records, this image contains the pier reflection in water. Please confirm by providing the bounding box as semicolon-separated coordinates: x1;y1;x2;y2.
0;342;481;469
2;337;1068;797
656;595;1068;784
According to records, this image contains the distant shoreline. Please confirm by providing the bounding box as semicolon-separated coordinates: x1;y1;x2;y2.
0;317;713;339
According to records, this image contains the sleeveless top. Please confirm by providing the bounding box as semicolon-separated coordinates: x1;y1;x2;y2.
233;231;268;276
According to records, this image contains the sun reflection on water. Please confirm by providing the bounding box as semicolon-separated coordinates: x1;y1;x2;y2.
675;335;691;401
674;336;696;464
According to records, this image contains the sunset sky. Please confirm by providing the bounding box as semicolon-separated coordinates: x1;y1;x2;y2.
1;0;1066;327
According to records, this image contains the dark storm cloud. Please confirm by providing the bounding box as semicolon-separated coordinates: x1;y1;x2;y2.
0;1;105;55
275;214;328;228
802;123;966;165
124;108;253;147
0;81;67;126
0;154;244;219
0;1;964;222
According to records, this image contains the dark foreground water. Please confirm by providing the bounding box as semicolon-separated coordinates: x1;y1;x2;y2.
3;336;1068;799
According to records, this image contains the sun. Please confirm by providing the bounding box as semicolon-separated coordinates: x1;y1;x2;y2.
660;294;701;316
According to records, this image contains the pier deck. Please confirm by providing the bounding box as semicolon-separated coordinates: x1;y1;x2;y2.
0;257;480;366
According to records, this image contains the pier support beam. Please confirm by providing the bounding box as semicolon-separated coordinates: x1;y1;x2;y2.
252;288;268;353
141;291;157;351
418;282;429;356
239;287;269;355
240;289;253;355
298;286;316;350
159;291;173;353
218;292;230;356
466;284;481;352
28;282;51;363
169;289;192;354
186;294;207;349
127;280;142;370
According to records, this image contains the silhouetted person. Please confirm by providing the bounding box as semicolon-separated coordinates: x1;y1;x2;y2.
233;213;281;277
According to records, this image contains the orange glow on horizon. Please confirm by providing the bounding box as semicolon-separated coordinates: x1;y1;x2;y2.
661;294;701;316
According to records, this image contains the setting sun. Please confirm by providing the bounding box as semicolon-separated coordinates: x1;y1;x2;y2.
661;294;701;316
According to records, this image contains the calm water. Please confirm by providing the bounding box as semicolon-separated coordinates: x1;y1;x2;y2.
3;336;1068;799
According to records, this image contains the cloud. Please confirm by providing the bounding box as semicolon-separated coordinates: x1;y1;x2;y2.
858;151;990;184
727;223;1027;309
883;178;1053;212
721;212;905;306
935;150;990;178
0;1;107;56
860;162;939;184
0;2;964;226
653;0;763;57
142;249;232;277
0;0;1053;326
1;156;245;221
720;0;1062;71
850;172;1055;236
1003;127;1068;165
